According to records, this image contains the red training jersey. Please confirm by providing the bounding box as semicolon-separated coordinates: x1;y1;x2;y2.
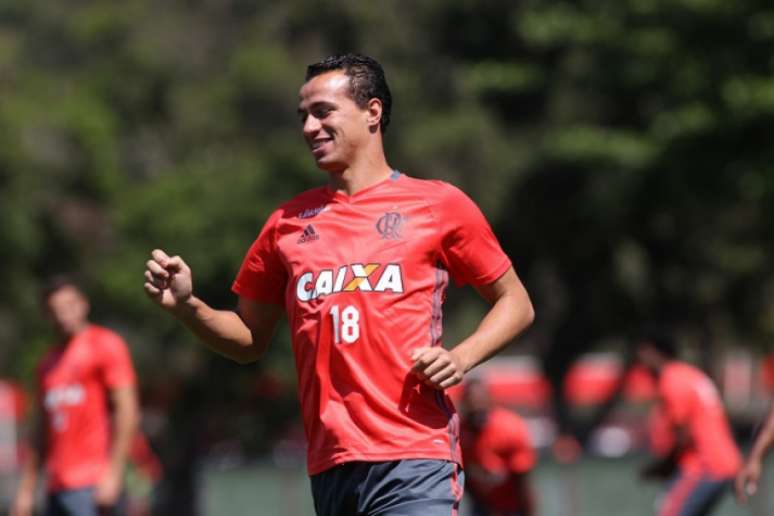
233;172;512;475
658;361;741;478
461;408;535;513
646;404;676;458
37;325;137;492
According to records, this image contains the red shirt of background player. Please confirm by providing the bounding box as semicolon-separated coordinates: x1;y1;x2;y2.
657;361;741;478
461;407;535;513
37;325;137;491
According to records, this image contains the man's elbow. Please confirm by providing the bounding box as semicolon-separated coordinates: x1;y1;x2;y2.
128;410;140;435
524;301;535;326
231;339;270;365
519;296;535;330
118;394;141;433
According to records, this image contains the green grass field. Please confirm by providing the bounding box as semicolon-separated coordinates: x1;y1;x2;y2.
202;456;774;515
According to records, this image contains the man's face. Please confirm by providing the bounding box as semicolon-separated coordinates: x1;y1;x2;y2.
462;381;492;427
635;342;661;374
298;70;372;172
45;285;89;338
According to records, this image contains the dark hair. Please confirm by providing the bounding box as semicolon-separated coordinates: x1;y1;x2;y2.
40;275;82;301
637;325;678;358
305;53;392;133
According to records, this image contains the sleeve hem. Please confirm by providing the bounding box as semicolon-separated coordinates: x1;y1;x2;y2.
464;257;513;287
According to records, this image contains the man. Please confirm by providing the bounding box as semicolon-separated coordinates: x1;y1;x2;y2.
143;53;534;515
636;330;741;516
735;403;774;503
460;378;536;516
12;278;140;516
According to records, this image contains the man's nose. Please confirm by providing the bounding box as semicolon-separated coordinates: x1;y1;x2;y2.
303;115;321;135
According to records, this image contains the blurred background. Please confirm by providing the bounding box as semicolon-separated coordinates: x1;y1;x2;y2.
1;0;773;514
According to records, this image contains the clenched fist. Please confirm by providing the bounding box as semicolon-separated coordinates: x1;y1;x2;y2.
144;249;194;313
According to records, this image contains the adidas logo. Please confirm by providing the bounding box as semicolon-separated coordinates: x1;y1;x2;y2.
297;224;320;244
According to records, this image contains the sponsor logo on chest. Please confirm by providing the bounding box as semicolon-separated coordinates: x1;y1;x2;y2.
44;384;85;410
296;263;404;302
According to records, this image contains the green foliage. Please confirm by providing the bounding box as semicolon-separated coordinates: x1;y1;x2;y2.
1;0;773;456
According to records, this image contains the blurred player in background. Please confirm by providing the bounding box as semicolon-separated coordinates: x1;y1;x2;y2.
636;330;741;516
735;403;774;503
460;378;536;516
144;53;534;515
12;277;139;516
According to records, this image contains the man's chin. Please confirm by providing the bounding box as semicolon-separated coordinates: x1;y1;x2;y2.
314;157;345;173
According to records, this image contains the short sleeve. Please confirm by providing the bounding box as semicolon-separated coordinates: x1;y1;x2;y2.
434;184;512;286
97;330;137;388
232;209;288;306
502;413;536;473
647;405;676;457
659;372;693;426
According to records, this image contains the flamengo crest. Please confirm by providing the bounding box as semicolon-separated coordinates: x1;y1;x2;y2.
376;212;404;240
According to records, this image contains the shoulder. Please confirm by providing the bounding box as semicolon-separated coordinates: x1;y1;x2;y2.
243;186;329;239
398;176;482;226
86;325;129;351
37;348;60;374
660;362;700;392
488;409;530;446
273;186;331;221
662;361;699;378
399;175;471;204
491;408;527;430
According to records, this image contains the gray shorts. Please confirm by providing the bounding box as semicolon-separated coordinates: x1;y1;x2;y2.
46;488;127;516
311;459;464;516
658;472;732;516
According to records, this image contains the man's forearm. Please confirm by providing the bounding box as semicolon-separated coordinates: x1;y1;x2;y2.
749;407;774;463
16;446;40;497
175;296;267;364
108;389;139;478
15;419;44;507
451;287;534;373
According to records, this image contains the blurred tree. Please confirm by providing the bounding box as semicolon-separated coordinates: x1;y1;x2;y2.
1;0;773;507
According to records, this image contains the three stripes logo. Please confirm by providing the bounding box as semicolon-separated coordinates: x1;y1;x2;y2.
297;224;320;244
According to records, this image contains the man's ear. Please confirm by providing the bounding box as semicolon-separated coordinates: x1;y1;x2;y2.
366;98;383;132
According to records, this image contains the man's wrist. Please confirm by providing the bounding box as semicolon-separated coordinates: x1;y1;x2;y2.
172;294;199;320
748;447;766;464
450;345;474;374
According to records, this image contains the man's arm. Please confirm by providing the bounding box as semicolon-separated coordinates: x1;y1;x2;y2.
411;267;534;389
736;403;774;503
95;386;139;506
144;249;283;364
11;409;45;516
641;423;688;481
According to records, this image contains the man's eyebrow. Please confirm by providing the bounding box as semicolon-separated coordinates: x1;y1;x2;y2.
302;101;335;111
297;101;336;119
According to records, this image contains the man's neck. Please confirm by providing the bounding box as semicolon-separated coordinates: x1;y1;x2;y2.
327;147;393;196
329;167;393;196
54;323;89;347
649;358;670;378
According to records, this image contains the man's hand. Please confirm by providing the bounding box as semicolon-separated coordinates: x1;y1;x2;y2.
10;490;34;516
144;249;194;312
411;347;466;389
639;457;678;481
735;459;762;504
94;465;122;507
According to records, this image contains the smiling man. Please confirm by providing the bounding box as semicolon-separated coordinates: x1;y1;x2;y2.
143;53;534;516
